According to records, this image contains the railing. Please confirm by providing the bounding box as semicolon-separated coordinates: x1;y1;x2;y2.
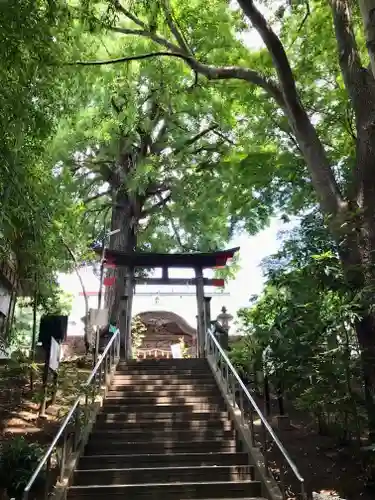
22;329;120;500
205;327;306;500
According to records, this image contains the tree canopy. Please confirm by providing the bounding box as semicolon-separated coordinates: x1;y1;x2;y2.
72;0;375;435
4;0;375;449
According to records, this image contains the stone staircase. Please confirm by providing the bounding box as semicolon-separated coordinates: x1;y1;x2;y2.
68;358;266;500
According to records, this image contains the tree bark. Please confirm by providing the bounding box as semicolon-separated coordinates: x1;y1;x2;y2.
355;312;375;439
359;0;375;80
105;189;139;351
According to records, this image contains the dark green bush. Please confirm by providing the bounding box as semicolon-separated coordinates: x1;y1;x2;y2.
0;436;45;499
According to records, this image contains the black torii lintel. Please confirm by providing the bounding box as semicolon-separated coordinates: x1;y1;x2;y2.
95;247;239;269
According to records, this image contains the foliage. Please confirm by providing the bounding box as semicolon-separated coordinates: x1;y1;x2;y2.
131;315;147;358
237;213;366;440
0;1;95;301
4;0;375;457
214;252;241;284
179;336;190;358
0;436;45;498
228;337;256;379
7;287;73;357
70;3;375;436
76;0;358;218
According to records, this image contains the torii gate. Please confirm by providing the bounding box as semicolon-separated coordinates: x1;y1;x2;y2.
95;247;239;358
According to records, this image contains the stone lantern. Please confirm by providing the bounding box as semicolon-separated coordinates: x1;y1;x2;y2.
216;306;233;350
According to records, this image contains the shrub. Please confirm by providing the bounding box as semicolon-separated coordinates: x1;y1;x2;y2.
0;436;45;499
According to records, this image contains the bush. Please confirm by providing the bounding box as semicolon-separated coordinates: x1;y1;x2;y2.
0;437;45;499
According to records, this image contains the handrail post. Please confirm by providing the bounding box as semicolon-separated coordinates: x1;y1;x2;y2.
44;454;52;500
195;267;205;357
22;330;120;500
239;387;244;425
204;327;306;497
59;430;67;481
74;403;81;451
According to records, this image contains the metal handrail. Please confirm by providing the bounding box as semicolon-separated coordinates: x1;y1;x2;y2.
205;327;306;500
22;329;120;499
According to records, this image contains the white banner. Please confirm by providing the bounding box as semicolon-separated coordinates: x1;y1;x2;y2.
171;343;182;359
0;281;11;316
49;337;61;372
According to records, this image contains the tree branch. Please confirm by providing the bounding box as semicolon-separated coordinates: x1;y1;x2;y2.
108;2;284;104
141;192;172;216
358;0;375;80
161;0;194;55
174;124;219;153
151;120;169;153
78;33;284;107
146;182;171;196
329;0;367;112
111;1;146;29
163;203;191;251
109;26;179;52
84;191;110;204
212;129;236;146
237;0;344;216
289;0;310;48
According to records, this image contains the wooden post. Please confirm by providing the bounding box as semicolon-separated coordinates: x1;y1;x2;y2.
203;297;211;324
264;373;271;417
30;286;38;391
5;288;17;340
195;267;205;357
122;294;128;360
39;342;51;417
203;297;211;352
195;315;199;358
276;381;285;416
125;267;134;360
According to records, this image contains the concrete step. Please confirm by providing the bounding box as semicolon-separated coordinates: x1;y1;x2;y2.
96;410;229;423
110;379;217;388
68;479;262;499
93;419;233;431
101;403;226;413
84;439;237;455
115;368;211;374
104;395;223;405
112;375;214;384
78;452;249;470
118;360;208;369
116;365;209;373
114;369;213;383
73;464;253;486
113;377;213;384
89;429;235;441
107;387;220;397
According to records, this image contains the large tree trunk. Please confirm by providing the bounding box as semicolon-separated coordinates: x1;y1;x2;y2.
105;189;139;355
356;312;375;439
359;0;375;80
339;196;375;438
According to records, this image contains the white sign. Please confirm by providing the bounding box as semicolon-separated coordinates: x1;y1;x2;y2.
0;281;11;316
171;343;182;359
0;344;9;359
49;337;61;372
88;308;108;327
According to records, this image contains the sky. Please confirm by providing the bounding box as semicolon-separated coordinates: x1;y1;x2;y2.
58;217;292;336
